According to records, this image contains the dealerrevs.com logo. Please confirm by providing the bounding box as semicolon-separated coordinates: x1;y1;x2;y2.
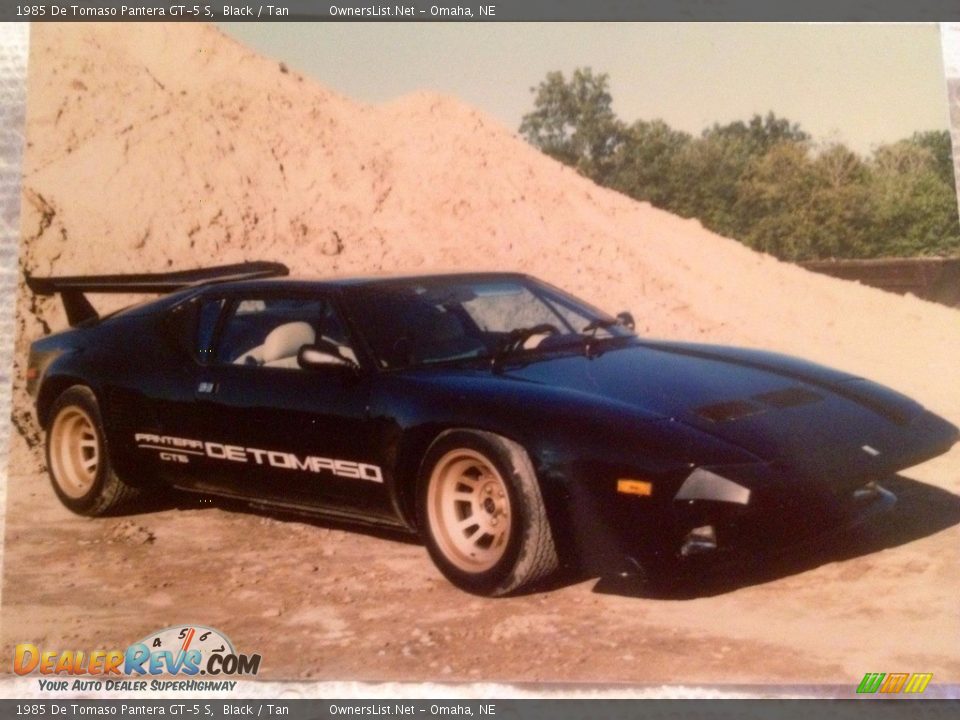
14;626;260;692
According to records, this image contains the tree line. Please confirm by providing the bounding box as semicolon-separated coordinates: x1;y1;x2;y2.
519;68;960;261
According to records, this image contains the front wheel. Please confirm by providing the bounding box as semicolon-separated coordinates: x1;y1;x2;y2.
46;385;140;516
418;430;558;596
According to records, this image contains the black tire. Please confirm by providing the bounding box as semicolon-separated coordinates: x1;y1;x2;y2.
417;429;559;596
45;385;140;516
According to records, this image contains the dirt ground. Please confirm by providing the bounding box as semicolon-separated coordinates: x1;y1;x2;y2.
2;431;957;687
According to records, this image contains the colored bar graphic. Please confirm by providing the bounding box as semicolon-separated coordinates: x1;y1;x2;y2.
903;673;934;694
856;672;933;694
857;673;885;693
879;673;909;693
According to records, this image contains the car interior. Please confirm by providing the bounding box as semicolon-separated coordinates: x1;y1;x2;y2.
219;299;357;368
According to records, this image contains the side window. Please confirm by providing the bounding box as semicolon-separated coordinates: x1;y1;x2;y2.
215;296;357;369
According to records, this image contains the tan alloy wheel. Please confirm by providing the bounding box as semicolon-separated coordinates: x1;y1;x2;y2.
49;407;100;499
427;449;513;573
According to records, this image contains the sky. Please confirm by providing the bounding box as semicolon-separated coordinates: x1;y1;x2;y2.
219;23;951;155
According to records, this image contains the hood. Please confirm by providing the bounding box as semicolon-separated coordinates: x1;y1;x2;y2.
498;340;957;483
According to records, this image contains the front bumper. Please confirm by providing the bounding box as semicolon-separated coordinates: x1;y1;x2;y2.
682;480;896;562
668;471;899;561
583;475;900;579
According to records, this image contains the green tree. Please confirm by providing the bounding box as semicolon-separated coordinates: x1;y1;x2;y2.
666;114;812;239
734;142;873;260
809;144;875;258
607;120;692;208
867;139;960;257
907;130;956;188
519;67;960;261
668;131;756;237
519;68;623;183
706;112;810;154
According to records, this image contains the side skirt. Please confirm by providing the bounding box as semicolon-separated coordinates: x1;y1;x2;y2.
171;484;414;534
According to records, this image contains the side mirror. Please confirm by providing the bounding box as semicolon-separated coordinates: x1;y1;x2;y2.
616;311;636;331
297;341;359;371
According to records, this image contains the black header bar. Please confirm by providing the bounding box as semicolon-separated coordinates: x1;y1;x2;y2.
4;1;960;22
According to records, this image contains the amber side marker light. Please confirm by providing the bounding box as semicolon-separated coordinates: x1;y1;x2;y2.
617;479;653;496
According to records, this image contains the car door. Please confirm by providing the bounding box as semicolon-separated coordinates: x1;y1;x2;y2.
124;293;226;484
171;290;394;520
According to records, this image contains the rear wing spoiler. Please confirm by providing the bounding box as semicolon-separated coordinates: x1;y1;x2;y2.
24;261;290;327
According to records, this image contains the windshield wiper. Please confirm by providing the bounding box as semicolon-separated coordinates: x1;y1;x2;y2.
490;318;634;371
584;311;636;336
582;318;618;336
580;316;639;358
490;323;560;371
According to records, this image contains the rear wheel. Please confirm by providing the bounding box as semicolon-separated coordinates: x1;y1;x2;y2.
418;430;558;596
46;386;140;515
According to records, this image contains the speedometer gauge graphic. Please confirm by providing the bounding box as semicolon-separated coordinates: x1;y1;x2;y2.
125;624;259;679
136;625;235;662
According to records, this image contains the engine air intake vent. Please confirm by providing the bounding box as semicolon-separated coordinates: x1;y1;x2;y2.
754;387;823;409
696;400;765;423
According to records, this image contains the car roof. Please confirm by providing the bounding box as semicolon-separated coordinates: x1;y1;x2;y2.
102;271;537;323
196;271;533;294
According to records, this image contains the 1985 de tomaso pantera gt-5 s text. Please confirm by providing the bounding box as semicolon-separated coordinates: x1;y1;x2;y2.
26;262;958;595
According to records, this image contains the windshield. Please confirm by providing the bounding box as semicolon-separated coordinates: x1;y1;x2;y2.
348;276;634;369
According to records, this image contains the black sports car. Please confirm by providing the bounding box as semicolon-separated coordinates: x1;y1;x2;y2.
25;262;959;595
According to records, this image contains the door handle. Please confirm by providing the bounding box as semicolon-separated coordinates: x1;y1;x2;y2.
197;381;217;394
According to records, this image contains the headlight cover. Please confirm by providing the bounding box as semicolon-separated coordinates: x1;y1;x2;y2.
675;467;751;505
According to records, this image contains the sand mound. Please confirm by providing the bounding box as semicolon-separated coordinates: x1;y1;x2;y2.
14;23;960;466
